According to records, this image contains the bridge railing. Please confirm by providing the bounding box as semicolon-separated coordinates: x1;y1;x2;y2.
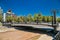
53;31;60;40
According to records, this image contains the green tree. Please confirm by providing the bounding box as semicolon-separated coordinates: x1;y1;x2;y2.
47;16;52;22
6;16;12;22
38;14;42;23
57;18;60;22
0;14;2;22
12;16;18;23
33;13;42;24
27;14;33;23
16;17;20;23
18;16;25;23
42;16;47;22
24;16;27;24
33;13;38;22
0;7;3;22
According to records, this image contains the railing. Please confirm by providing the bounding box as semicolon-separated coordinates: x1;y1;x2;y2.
2;22;11;26
53;31;60;40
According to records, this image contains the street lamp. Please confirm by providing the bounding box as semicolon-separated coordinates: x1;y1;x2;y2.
53;10;56;25
52;9;59;32
51;16;53;27
51;10;57;26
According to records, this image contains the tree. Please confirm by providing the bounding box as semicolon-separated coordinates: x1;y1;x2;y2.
38;14;42;23
42;16;47;22
27;14;33;23
0;7;3;22
47;16;52;22
6;16;12;22
12;16;18;23
33;14;38;22
16;17;20;23
57;18;60;22
0;14;2;22
24;16;27;24
18;16;25;23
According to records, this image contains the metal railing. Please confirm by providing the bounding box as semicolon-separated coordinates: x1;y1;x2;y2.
53;31;60;40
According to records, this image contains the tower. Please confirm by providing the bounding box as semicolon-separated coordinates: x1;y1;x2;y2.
3;13;6;22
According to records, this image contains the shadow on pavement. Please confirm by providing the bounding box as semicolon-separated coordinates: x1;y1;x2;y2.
11;26;58;37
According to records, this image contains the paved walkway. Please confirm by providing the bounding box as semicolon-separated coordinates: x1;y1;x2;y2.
0;30;53;40
0;26;53;40
37;34;53;40
0;30;40;40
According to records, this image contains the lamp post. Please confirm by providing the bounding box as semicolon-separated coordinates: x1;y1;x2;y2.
52;16;53;27
52;10;57;32
53;10;56;25
36;17;39;24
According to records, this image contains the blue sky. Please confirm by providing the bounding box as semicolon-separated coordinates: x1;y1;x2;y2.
0;0;60;16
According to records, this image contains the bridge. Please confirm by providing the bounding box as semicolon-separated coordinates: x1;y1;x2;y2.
3;22;60;31
11;23;60;29
3;23;60;40
11;23;53;28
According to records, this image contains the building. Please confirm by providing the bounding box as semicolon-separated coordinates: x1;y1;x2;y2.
6;9;16;17
6;9;12;16
0;7;3;14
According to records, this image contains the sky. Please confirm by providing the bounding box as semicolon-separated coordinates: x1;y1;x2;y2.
0;0;60;17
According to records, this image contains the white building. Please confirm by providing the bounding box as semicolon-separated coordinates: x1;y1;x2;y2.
0;7;3;14
3;13;6;22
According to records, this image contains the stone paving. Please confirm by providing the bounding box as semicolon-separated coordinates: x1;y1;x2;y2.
0;30;40;40
37;34;53;40
0;23;59;40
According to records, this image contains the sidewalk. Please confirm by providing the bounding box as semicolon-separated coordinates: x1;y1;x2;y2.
37;34;53;40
